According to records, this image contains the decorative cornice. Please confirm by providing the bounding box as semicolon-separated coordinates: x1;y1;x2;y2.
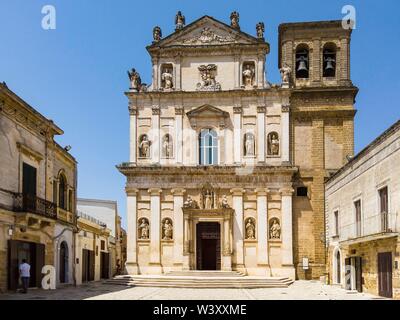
129;107;138;116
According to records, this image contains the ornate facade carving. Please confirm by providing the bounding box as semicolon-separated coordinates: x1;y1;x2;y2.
161;66;173;90
162;218;173;240
196;64;221;91
175;11;185;31
244;133;255;156
230;11;240;29
280;64;292;85
245;217;256;240
181;27;237;45
267;132;280;156
256;22;265;39
269;218;281;240
242;63;255;87
127;68;141;91
138;134;151;158
162;134;173;158
138;218;150;239
153;26;162;42
200;183;216;209
221;195;230;208
183;195;199;209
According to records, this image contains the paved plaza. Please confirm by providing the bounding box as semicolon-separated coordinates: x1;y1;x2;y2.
0;281;387;300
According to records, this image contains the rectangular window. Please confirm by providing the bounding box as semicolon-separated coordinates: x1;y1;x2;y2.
101;240;105;251
379;187;388;232
68;190;73;212
22;163;37;196
354;200;362;237
334;211;339;236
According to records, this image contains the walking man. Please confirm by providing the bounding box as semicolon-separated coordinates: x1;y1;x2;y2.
19;259;30;293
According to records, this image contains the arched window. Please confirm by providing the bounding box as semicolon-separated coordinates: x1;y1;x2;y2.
323;43;337;78
59;174;67;210
295;45;309;79
199;129;218;165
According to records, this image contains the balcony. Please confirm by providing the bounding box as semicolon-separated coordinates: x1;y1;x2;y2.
338;212;399;245
14;193;57;219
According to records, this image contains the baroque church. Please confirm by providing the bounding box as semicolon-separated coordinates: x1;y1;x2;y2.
118;12;357;279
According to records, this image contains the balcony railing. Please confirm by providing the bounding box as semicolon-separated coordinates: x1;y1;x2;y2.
338;212;398;242
13;193;57;219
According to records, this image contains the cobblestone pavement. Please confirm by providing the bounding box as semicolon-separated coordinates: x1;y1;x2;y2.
0;280;387;300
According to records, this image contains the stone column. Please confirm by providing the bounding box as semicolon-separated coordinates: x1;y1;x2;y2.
175;107;184;164
233;106;242;164
148;188;162;274
256;188;269;269
257;106;266;163
234;54;240;88
280;187;294;267
152;57;159;91
312;38;321;84
281;105;290;164
257;54;265;88
230;188;246;272
126;188;139;274
222;215;232;271
171;188;185;268
183;213;190;270
151;106;160;164
129;106;137;164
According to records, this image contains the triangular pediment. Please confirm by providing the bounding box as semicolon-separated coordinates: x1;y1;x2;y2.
186;104;229;119
149;15;261;49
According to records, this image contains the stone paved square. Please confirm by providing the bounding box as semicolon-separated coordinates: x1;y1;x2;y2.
0;281;387;300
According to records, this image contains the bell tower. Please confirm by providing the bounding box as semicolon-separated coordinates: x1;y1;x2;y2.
278;20;353;88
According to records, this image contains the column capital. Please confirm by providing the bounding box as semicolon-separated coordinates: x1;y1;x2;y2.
233;106;243;114
257;106;266;113
279;187;294;196
175;107;184;115
281;104;290;113
152;106;161;115
255;188;269;196
171;188;186;196
126;187;139;196
148;188;162;195
129;106;138;115
230;188;246;196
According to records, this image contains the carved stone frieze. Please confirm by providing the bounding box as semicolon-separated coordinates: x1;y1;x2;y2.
181;27;237;45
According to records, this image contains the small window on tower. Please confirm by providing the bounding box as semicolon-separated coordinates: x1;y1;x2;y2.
295;45;309;79
296;187;308;197
323;43;337;78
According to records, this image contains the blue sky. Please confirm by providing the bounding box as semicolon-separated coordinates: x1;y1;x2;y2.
1;0;399;228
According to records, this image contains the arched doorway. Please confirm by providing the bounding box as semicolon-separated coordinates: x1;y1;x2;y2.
59;241;69;283
335;249;341;284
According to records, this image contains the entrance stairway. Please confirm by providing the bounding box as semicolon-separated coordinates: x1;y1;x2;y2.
105;271;293;288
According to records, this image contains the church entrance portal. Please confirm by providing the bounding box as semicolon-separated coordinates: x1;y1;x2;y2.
196;222;221;270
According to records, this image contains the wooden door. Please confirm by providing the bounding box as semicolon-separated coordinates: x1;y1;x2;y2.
82;249;88;283
196;223;221;270
100;252;110;279
378;252;393;298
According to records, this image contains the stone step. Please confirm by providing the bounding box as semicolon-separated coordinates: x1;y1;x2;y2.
104;274;293;289
165;270;245;277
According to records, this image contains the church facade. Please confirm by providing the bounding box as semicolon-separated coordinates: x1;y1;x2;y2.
118;13;357;279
